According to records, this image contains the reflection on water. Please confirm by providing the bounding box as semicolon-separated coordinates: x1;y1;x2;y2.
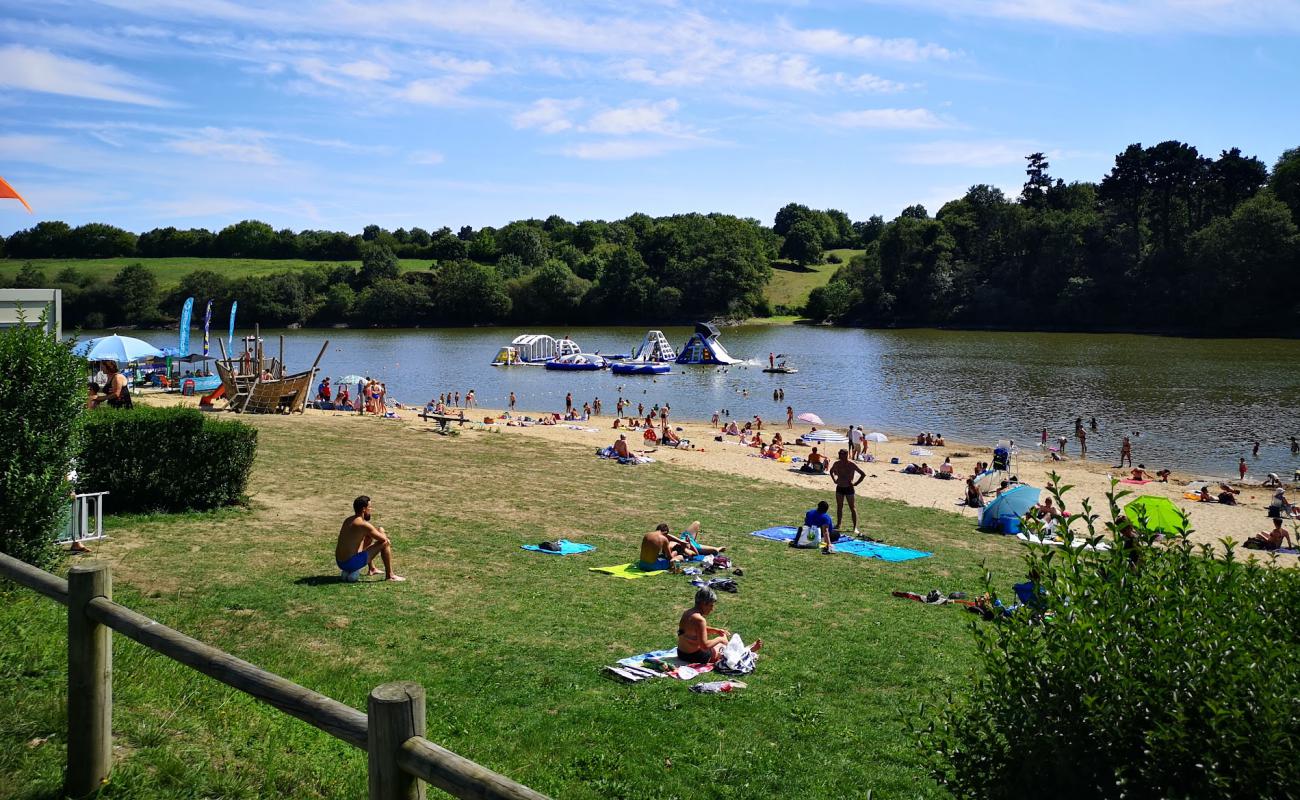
98;325;1300;477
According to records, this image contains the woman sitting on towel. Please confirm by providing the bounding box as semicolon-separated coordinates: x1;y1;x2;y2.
964;478;984;508
724;420;740;436
677;587;761;665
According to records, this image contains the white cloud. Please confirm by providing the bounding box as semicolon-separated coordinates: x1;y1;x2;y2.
512;97;584;133
166;128;279;165
425;52;494;75
836;73;908;93
781;25;958;61
0;45;168;106
900;140;1038;167
864;0;1300;33
337;59;391;80
583;99;680;135
560;138;695;160
409;150;445;165
830;108;950;129
399;77;477;105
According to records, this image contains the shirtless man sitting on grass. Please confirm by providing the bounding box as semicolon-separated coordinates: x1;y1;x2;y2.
639;523;688;571
676;587;762;664
335;495;405;582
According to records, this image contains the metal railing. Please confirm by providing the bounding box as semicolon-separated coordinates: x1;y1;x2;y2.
0;553;550;800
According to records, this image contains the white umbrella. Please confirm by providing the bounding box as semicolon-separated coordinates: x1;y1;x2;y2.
864;432;888;443
796;412;824;425
802;429;849;443
77;334;164;363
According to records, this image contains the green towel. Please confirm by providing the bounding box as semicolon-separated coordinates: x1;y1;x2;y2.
589;563;668;579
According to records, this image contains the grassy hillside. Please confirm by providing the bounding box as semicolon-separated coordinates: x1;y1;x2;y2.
0;257;431;288
766;248;860;311
0;409;1027;799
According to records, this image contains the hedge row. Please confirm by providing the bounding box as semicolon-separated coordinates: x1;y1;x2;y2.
79;406;257;513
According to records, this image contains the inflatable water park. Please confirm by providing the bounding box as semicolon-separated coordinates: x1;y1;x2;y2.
487;324;742;373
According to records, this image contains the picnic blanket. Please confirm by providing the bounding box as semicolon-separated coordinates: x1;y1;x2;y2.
833;539;931;562
521;540;595;556
589;563;667;579
609;647;718;681
1120;478;1151;485
1016;532;1111;551
749;525;850;544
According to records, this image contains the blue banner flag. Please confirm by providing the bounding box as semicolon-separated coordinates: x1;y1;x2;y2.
202;300;213;356
178;297;194;355
227;301;238;352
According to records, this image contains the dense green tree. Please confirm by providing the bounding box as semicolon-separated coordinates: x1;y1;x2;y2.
357;242;401;287
353;278;430;326
67;223;137;258
6;221;72;258
780;220;823;266
853;215;885;248
13;261;47;288
214;220;277;258
508;260;589;323
1270;147;1300;224
429;229;468;262
467;229;500;262
431;260;510;324
499;223;547;267
111;263;162;324
804;280;858;322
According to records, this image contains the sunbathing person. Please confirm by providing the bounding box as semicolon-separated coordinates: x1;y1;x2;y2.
1245;518;1295;551
1130;465;1151;481
1218;483;1240;505
613;435;631;459
964;478;984;508
1198;485;1214;503
803;447;828;472
661;425;681;446
675;521;726;559
677;587;762;664
335;495;404;582
724;421;740;436
640;523;688;571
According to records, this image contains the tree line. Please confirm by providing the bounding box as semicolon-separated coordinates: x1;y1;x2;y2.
806;143;1300;335
6;213;785;328
6;140;1299;334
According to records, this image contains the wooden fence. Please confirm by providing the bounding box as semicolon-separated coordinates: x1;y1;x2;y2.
0;553;551;800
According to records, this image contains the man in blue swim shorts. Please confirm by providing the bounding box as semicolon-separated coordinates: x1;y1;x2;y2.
335;495;405;582
639;522;688;571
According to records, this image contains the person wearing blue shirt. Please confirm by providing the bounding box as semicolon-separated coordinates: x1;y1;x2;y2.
801;500;837;554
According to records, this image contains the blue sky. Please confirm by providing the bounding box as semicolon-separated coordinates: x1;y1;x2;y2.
2;0;1298;237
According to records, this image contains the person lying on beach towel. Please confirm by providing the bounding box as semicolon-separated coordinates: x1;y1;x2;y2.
676;521;726;560
677;587;762;665
1245;518;1295;551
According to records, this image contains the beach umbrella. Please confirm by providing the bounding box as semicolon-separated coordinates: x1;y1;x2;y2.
339;374;364;385
797;412;824;425
864;432;888;443
1124;496;1185;535
76;334;164;363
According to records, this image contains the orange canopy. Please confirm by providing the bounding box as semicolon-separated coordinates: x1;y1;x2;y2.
0;176;32;213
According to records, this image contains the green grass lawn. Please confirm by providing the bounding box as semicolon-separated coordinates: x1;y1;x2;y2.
0;412;1024;799
766;249;860;311
0;258;432;288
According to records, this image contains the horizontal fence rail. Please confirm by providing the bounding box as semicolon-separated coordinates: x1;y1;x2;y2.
0;552;549;800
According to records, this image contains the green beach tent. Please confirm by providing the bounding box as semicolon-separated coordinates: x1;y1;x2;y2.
1123;496;1186;535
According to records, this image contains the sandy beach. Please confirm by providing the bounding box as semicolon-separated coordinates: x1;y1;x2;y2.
141;391;1297;560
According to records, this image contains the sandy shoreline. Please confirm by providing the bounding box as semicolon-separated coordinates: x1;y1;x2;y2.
140;391;1297;560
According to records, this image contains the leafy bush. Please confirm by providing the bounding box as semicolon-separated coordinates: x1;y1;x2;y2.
915;477;1300;799
0;312;85;567
78;406;257;513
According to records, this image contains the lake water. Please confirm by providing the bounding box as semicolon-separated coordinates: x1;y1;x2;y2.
112;325;1300;478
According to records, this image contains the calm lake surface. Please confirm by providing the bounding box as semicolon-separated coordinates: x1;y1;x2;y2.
118;325;1300;478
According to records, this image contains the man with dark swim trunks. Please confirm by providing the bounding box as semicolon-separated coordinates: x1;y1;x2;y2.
828;448;866;535
676;587;762;664
335;496;404;582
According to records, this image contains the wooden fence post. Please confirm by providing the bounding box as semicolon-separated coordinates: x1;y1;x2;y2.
369;682;426;800
67;563;112;797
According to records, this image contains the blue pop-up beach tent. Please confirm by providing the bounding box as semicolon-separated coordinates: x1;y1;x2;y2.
979;484;1041;531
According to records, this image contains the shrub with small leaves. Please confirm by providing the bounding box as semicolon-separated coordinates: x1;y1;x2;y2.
915;475;1300;799
0;312;85;567
78;406;257;513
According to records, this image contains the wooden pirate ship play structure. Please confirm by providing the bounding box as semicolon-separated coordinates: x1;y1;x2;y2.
213;325;327;414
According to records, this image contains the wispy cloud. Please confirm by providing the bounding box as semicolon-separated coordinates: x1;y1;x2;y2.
583;99;682;135
165;127;280;165
512;97;584;133
409;150;445;165
900;139;1038;166
867;0;1300;33
0;45;169;106
560;138;698;160
830;108;951;130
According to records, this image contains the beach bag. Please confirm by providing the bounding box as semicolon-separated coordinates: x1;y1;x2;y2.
791;525;820;548
717;634;756;675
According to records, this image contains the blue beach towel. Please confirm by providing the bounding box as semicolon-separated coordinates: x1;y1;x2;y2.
521;540;595;556
833;539;932;562
750;526;851;544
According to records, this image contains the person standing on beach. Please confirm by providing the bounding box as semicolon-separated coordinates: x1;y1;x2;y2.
593;397;601;416
1239;457;1248;480
466;389;476;408
829;449;866;535
849;425;862;461
786;406;794;428
1119;436;1133;467
565;392;573;414
509;391;516;411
